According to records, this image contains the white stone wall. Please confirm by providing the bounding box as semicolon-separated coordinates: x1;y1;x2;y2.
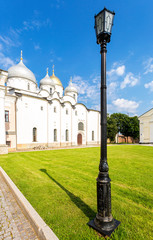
54;85;63;98
7;78;37;92
0;87;6;145
5;95;16;150
0;70;8;86
16;95;48;147
87;110;100;144
1;80;100;152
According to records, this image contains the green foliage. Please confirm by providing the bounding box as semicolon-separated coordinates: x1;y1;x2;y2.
107;115;118;141
0;146;152;240
109;113;139;142
129;116;139;140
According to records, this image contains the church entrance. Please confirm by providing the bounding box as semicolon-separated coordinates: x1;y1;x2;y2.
77;133;82;145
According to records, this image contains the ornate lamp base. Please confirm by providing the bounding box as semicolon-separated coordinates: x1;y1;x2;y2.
88;218;120;237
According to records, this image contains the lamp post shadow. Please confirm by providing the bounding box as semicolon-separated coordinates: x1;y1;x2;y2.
40;168;96;220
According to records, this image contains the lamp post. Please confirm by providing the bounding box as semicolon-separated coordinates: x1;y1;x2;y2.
88;8;120;237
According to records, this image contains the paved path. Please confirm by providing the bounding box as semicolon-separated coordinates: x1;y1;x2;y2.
0;174;39;240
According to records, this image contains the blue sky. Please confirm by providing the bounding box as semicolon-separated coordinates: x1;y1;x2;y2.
1;0;153;116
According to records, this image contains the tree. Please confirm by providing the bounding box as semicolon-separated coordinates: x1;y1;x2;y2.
119;114;131;143
129;116;139;142
107;115;118;142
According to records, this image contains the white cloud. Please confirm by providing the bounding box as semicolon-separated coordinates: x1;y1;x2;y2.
120;72;139;89
144;81;153;91
112;98;139;114
72;75;100;105
108;82;118;99
0;35;16;47
0;52;15;69
144;58;153;74
23;18;51;31
107;65;125;79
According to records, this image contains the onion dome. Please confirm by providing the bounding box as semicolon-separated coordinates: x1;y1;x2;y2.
50;65;62;87
40;68;55;86
65;77;78;94
8;51;36;83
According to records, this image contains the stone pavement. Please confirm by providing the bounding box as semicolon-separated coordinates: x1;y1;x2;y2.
0;174;39;240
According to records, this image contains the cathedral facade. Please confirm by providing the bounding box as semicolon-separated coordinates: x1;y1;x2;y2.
0;53;100;154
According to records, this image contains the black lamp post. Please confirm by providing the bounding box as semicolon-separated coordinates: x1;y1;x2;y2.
88;8;120;237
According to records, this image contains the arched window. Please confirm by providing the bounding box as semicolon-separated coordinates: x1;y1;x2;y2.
33;127;37;142
78;122;84;131
28;83;30;90
50;88;52;94
54;129;57;142
66;129;69;141
92;131;94;141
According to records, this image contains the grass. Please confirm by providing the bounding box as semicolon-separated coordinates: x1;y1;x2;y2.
0;146;153;240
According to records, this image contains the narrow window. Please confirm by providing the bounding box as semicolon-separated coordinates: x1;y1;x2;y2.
5;110;9;122
78;122;84;131
66;129;69;141
54;129;57;142
75;111;77;116
41;106;43;111
28;83;30;90
33;127;37;142
92;131;94;141
73;94;76;100
66;109;68;115
54;107;56;113
6;141;11;147
50;88;52;94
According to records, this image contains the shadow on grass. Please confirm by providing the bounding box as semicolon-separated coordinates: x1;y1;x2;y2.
40;168;96;220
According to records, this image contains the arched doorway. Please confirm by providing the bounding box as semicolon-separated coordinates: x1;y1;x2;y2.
77;133;82;145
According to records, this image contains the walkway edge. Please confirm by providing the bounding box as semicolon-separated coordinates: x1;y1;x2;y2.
0;167;59;240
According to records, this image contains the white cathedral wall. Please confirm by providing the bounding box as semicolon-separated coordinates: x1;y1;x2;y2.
55;85;63;97
5;95;16;151
61;102;72;146
0;87;6;144
40;85;54;94
7;78;37;92
16;95;48;149
65;92;78;102
74;104;87;145
87;110;100;144
48;99;61;147
0;86;8;154
63;95;76;105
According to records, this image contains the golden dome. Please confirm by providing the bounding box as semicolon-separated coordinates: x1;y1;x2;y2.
50;65;62;87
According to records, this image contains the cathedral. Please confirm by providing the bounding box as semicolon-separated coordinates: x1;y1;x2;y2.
0;52;100;154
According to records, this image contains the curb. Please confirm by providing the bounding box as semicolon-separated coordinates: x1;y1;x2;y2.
0;167;59;240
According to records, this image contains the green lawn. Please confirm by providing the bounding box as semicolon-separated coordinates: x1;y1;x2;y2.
0;146;153;240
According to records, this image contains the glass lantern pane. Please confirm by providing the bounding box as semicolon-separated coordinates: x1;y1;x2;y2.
104;11;113;33
96;12;104;35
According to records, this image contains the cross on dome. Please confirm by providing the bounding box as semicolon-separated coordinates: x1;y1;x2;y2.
52;64;55;76
20;50;23;61
70;76;72;84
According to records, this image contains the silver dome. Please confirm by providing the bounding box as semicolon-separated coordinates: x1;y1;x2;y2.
65;79;78;94
40;70;55;87
8;60;36;83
